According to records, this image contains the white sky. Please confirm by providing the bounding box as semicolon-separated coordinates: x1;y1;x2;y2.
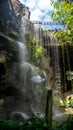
19;0;54;21
19;0;63;30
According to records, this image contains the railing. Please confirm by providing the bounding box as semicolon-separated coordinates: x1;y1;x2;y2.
31;21;58;25
21;20;62;26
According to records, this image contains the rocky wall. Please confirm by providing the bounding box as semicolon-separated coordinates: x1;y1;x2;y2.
44;44;73;92
0;0;20;118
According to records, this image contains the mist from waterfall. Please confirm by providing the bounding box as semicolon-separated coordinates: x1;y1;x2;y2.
21;20;63;119
10;40;48;120
1;0;73;123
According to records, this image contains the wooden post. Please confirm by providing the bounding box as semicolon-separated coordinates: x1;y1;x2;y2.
45;89;52;125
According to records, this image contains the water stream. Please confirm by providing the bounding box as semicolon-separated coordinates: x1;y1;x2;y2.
16;24;63;121
50;34;62;91
0;0;72;121
10;41;48;120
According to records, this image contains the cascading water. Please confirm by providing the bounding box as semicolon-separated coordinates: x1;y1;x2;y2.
1;0;73;123
53;45;62;91
46;33;64;120
10;40;48;120
49;34;62;91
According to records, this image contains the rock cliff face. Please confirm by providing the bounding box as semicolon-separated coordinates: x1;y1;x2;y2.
1;0;73;121
0;0;20;34
0;0;49;119
0;0;20;66
0;0;20;118
11;0;30;23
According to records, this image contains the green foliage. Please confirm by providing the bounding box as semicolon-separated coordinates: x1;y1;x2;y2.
60;97;73;108
0;119;20;130
34;46;43;66
26;114;50;130
53;29;73;44
0;114;49;130
25;32;43;67
51;1;73;44
0;114;73;130
57;116;73;130
51;1;73;25
66;71;73;90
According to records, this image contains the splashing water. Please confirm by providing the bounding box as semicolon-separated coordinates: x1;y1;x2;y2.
10;111;29;121
31;75;45;83
12;41;48;119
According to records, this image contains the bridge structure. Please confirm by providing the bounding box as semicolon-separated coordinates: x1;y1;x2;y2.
21;20;62;26
31;21;59;25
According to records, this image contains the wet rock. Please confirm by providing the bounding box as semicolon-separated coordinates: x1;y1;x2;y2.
0;55;6;63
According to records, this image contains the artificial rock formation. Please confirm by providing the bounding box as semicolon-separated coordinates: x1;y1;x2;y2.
0;0;20;118
0;0;49;120
11;0;30;24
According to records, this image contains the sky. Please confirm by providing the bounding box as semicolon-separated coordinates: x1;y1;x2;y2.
19;0;63;30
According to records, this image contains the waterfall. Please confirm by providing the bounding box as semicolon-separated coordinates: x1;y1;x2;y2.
53;45;61;90
49;34;62;91
10;40;48;119
1;0;73;122
48;34;63;118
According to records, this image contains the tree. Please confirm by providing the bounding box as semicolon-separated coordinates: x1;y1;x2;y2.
51;0;73;44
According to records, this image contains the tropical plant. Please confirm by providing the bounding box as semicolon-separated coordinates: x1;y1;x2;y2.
0;114;49;130
25;32;43;67
0;114;73;130
51;0;73;44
